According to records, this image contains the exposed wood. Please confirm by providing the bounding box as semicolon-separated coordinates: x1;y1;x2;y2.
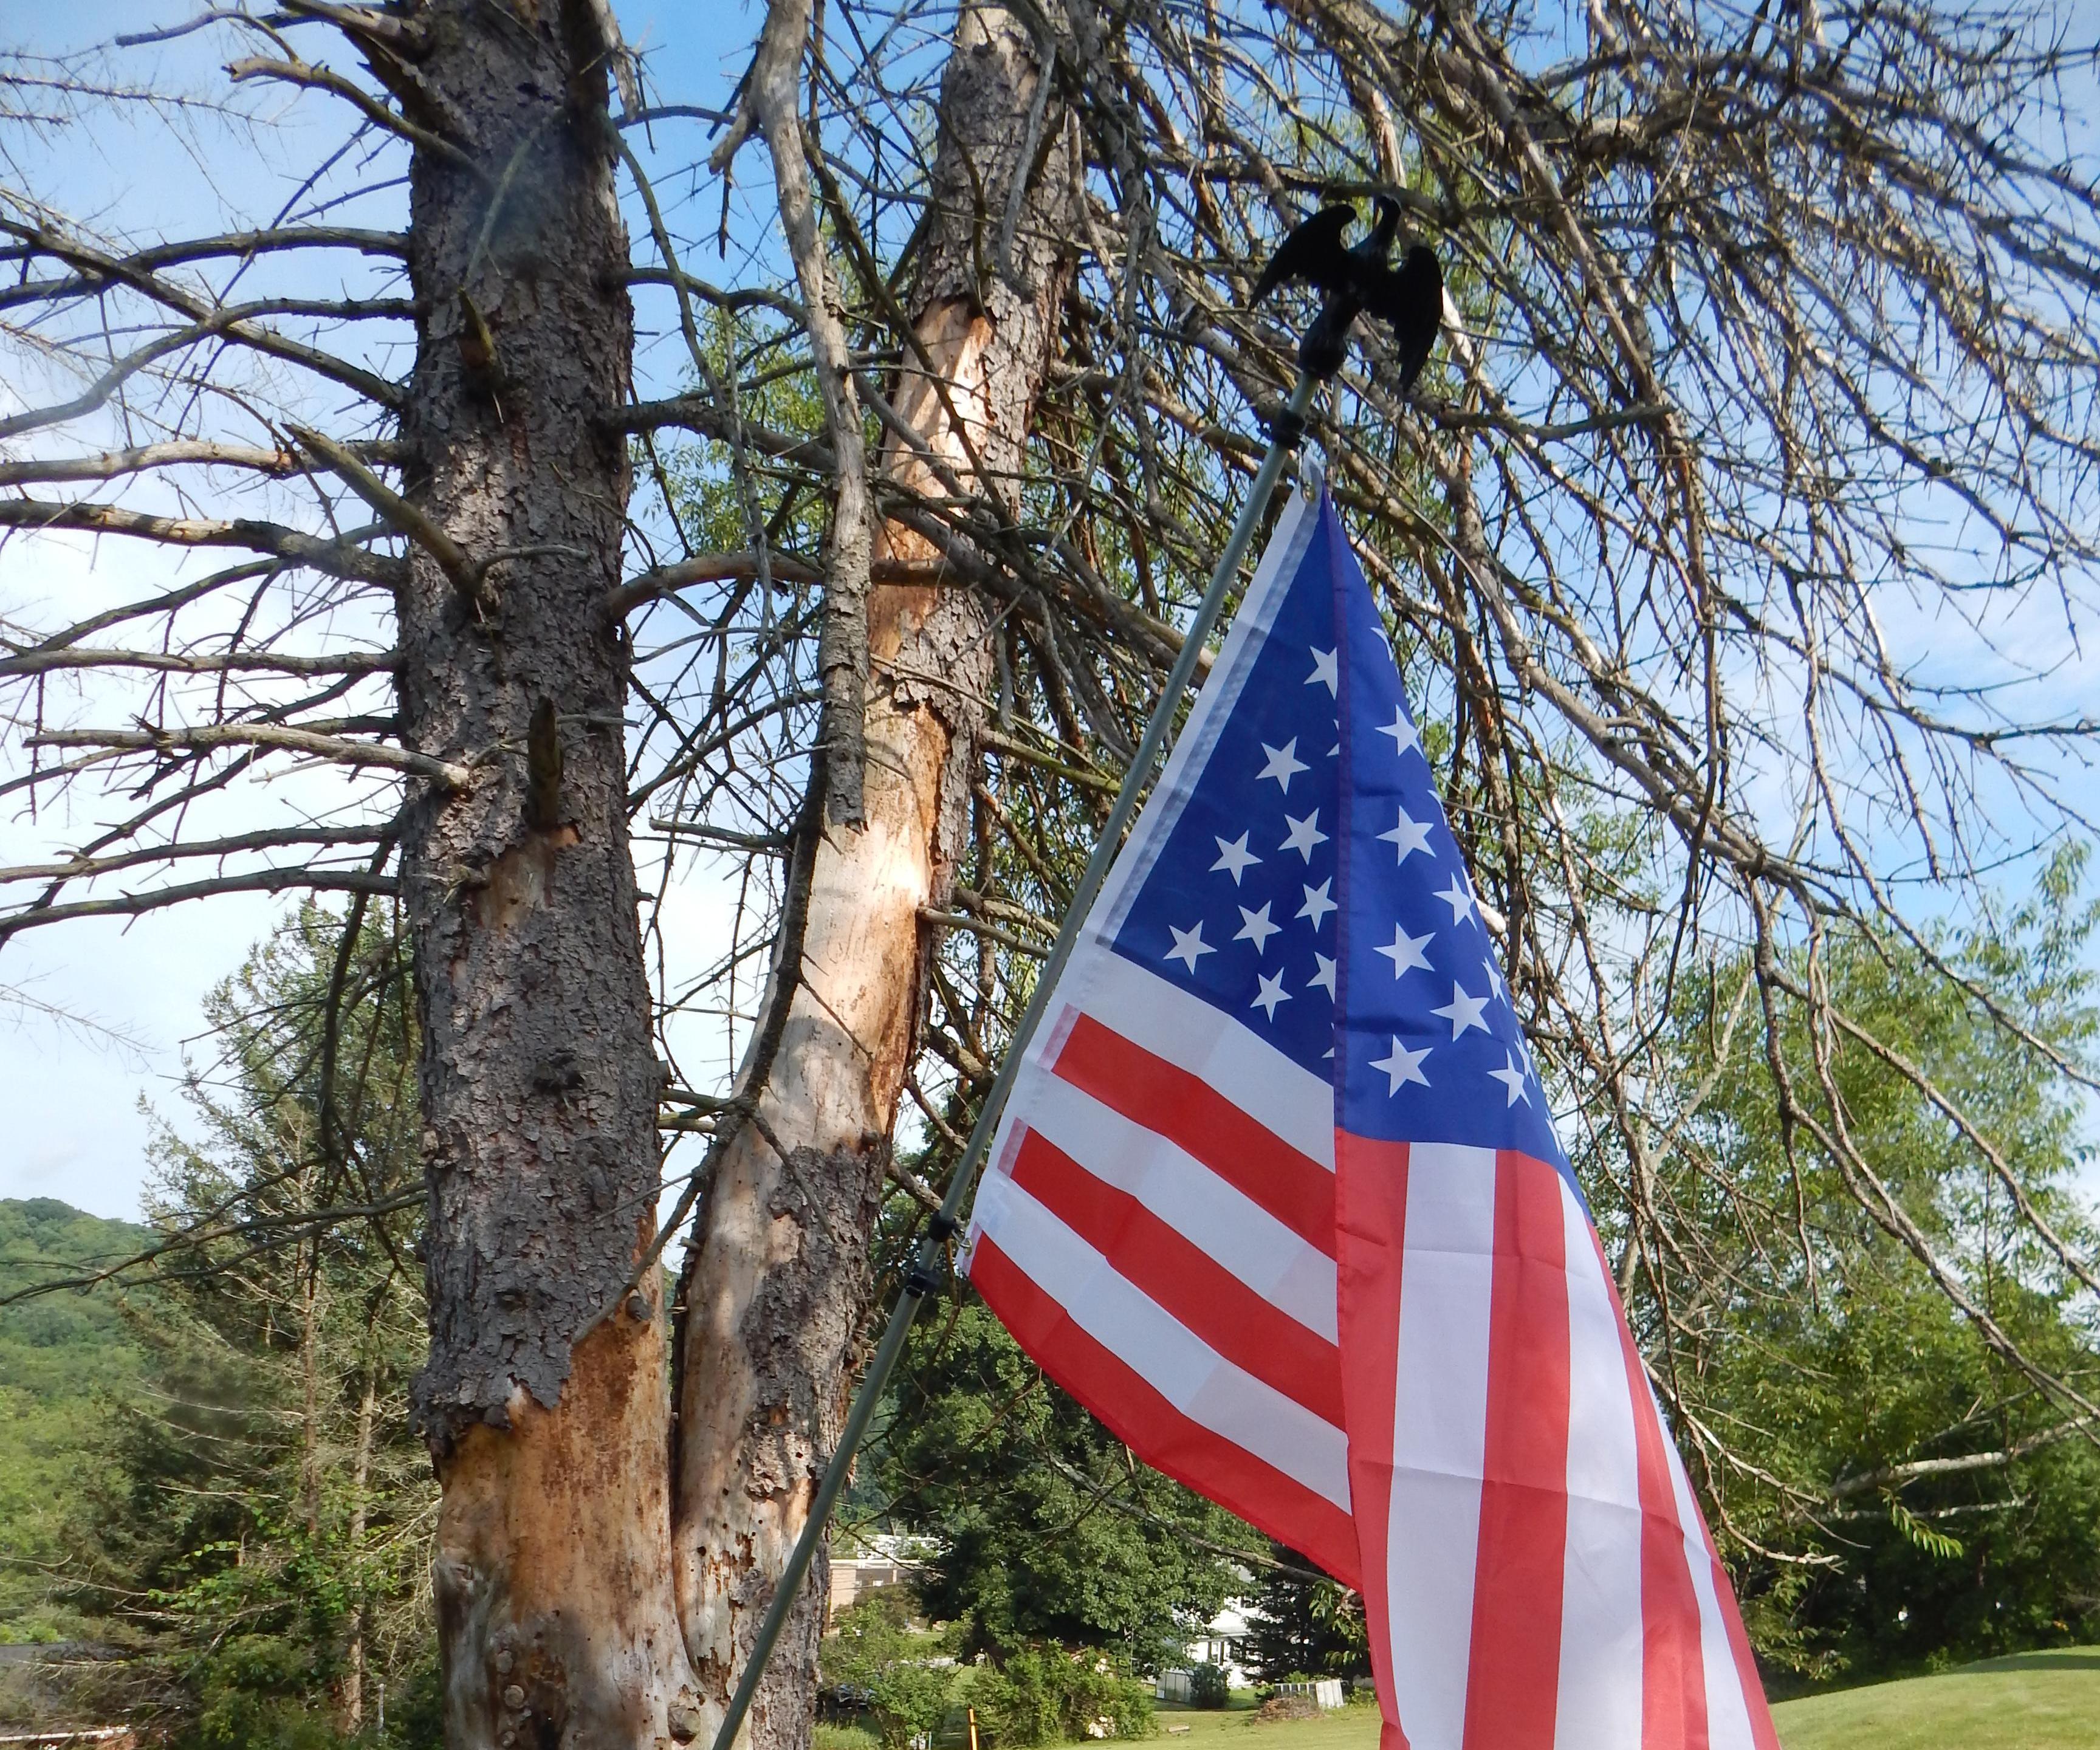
393;5;699;1745
670;9;1079;1750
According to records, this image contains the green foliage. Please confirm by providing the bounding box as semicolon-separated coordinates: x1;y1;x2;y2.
866;1298;1246;1666
822;1593;961;1750
1622;850;2100;1680
0;1198;153;1645
967;1647;1154;1747
1185;1663;1229;1709
1242;1554;1367;1684
6;904;438;1746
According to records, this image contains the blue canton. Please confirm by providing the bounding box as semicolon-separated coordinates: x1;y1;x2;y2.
1105;489;1568;1177
1325;494;1568;1172
1108;511;1346;1076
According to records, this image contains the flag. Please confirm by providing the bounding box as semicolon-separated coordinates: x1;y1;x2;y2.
961;484;1778;1750
961;485;1359;1586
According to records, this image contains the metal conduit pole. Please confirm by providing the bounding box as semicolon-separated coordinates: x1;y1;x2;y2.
705;368;1317;1750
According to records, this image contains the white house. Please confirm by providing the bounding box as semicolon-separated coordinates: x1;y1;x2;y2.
1155;1599;1255;1699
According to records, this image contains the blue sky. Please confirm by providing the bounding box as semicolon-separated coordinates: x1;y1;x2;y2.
0;2;763;1218
2;2;2095;1222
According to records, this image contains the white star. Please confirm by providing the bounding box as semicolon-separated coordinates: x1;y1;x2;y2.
1488;1051;1531;1107
1309;953;1337;997
1374;924;1434;976
1250;970;1291;1019
1431;981;1491;1038
1377;808;1433;863
1484;957;1508;1000
1257;738;1308;792
1211;832;1261;884
1235;901;1280;953
1370;1037;1432;1094
1297;879;1336;928
1306;647;1339;695
1280;809;1328;860
1165;922;1213;972
1378;708;1422;759
1435;874;1478;924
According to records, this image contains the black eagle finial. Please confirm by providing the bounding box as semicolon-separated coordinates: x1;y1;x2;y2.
1250;196;1444;389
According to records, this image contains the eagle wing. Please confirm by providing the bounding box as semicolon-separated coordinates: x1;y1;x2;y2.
1248;205;1357;307
1365;244;1444;389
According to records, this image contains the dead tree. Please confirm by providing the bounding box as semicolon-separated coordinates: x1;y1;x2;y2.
4;0;2099;1743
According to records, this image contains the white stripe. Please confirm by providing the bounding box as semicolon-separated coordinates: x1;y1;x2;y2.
1047;949;1336;1168
1089;485;1320;941
1385;1142;1497;1750
1663;1429;1758;1750
1554;1182;1645;1750
970;1173;1351;1509
1009;1060;1338;1340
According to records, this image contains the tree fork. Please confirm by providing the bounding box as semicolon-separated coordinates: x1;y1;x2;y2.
670;9;1080;1750
394;5;698;1746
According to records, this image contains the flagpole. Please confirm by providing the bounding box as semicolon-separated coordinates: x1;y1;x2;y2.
703;367;1318;1750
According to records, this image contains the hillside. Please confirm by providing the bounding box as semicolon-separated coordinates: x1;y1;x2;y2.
0;1199;153;1642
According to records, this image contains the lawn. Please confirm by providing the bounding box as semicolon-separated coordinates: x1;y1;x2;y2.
1149;1649;2100;1750
1769;1647;2100;1749
1156;1698;1378;1750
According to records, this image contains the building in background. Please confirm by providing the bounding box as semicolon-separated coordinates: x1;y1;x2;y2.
828;1533;935;1622
1155;1601;1254;1700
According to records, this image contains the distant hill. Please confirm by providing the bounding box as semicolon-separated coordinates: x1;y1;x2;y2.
0;1198;154;1642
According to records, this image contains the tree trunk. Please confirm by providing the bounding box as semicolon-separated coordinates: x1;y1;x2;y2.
397;7;696;1748
298;1247;324;1542
341;1359;377;1735
670;10;1080;1750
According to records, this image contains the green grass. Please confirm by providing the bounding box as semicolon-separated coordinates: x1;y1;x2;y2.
1153;1652;2100;1750
1155;1698;1379;1750
1771;1647;2100;1749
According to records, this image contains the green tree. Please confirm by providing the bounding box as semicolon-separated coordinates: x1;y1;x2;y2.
1241;1552;1368;1684
62;905;436;1747
866;1299;1243;1669
818;1593;958;1750
0;1198;153;1649
966;1647;1153;1748
1621;852;2100;1679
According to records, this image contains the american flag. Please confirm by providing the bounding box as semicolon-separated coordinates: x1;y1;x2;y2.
962;486;1777;1750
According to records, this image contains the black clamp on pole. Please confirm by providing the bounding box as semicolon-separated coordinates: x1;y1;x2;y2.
902;1210;959;1300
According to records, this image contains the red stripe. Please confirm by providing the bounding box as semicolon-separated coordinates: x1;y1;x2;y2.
1007;1128;1345;1426
1333;1133;1411;1750
969;1235;1362;1590
1052;1014;1336;1254
1597;1235;1711;1750
1461;1151;1573;1750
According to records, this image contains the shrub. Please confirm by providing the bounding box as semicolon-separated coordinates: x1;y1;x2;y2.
822;1592;959;1750
1187;1664;1229;1710
970;1647;1155;1746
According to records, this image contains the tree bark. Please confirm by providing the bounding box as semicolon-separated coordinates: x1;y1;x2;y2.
341;1359;378;1735
670;10;1080;1750
396;6;696;1748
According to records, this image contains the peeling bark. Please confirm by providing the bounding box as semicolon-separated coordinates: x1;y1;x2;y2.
671;10;1080;1750
396;5;695;1745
